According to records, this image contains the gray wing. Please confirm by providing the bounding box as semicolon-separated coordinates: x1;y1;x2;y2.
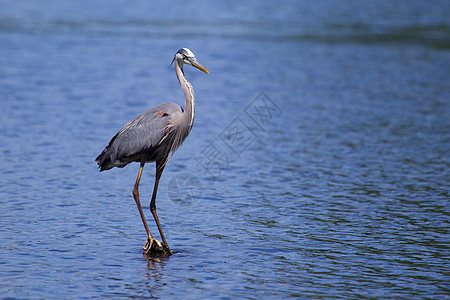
96;102;182;170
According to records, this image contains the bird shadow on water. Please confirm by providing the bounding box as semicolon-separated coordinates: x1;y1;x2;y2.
140;249;196;296
142;248;186;272
135;254;170;297
143;254;170;269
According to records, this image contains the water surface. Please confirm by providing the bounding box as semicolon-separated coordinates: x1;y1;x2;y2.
0;1;449;298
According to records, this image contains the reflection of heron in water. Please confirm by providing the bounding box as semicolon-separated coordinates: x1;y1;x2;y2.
95;48;209;256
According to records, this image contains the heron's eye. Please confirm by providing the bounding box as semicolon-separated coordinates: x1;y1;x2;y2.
182;54;187;59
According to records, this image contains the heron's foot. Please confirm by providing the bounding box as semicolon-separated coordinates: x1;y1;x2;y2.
143;238;172;257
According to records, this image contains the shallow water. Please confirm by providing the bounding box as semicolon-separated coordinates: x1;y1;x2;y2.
1;1;449;299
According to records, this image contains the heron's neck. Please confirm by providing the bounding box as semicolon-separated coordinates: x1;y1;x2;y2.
175;59;195;131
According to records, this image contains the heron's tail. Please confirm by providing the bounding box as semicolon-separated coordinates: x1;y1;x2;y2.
95;148;113;171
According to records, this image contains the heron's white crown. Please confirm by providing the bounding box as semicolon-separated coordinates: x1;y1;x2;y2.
172;48;208;74
176;48;197;63
181;48;195;57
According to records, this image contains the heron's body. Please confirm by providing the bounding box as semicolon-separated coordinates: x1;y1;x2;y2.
95;48;208;256
96;102;188;171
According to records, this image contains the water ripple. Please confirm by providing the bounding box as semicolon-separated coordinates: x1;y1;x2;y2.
1;0;449;299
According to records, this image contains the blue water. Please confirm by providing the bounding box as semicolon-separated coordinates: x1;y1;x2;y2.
1;1;449;298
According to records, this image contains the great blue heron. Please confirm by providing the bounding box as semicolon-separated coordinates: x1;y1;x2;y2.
95;48;208;256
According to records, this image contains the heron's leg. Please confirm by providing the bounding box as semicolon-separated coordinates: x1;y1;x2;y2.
132;161;154;250
150;161;169;249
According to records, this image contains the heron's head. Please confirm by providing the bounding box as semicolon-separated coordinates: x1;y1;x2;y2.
173;48;209;74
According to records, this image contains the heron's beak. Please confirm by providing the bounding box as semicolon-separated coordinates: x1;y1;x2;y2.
191;59;209;74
